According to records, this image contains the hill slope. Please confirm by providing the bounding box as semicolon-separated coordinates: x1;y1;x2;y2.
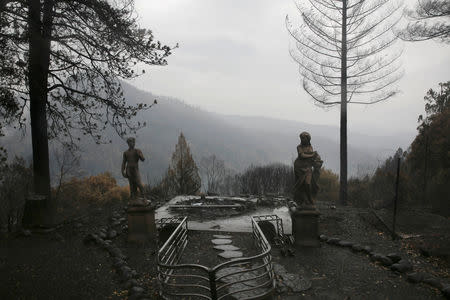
4;82;410;185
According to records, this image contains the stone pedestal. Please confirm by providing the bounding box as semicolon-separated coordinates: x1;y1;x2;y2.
22;194;47;228
291;209;320;247
127;203;156;243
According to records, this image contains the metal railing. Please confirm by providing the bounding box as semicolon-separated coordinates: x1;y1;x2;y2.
157;217;275;299
251;215;284;239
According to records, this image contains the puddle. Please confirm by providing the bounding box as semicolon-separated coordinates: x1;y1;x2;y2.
155;195;292;234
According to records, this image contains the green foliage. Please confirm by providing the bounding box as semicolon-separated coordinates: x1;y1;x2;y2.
0;157;32;232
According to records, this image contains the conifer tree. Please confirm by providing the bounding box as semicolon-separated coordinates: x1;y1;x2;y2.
166;132;201;195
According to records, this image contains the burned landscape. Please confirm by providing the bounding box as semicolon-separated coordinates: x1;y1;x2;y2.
1;0;449;299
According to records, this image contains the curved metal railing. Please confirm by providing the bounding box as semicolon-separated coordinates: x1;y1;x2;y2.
157;216;275;299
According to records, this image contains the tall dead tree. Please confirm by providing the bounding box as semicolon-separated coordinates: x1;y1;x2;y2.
399;0;450;43
200;154;225;194
287;0;403;205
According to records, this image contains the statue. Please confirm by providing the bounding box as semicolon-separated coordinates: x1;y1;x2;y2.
292;132;323;210
122;137;147;205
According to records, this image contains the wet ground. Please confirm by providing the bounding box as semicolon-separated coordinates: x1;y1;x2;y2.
156;195;292;233
1;199;449;299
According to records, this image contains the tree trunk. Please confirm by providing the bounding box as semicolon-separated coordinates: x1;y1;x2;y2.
28;0;54;223
339;0;348;206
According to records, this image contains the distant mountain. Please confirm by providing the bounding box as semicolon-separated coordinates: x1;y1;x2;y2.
3;82;411;185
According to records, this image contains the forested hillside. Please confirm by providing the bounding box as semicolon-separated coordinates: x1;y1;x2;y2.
3;82;411;185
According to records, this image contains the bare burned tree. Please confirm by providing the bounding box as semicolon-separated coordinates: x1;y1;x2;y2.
287;0;404;205
1;0;173;222
53;146;81;201
200;154;225;194
399;0;450;43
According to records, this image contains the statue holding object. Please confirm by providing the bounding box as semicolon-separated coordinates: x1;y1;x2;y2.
122;137;148;206
293;131;323;210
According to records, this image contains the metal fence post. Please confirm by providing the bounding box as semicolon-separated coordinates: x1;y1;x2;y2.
209;269;217;300
392;157;401;240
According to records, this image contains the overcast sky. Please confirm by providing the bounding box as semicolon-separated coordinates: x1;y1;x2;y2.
129;0;450;143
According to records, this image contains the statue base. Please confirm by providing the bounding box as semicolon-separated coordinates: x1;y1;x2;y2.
127;200;156;243
290;208;320;248
22;194;49;228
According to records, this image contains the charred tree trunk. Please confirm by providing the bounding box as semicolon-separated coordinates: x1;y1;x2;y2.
27;0;54;222
339;0;348;206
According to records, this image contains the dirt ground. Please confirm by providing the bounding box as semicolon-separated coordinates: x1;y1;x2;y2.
1;200;449;299
0;205;124;300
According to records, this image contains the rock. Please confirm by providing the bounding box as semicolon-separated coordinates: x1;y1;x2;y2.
20;229;31;237
272;262;311;293
370;253;382;261
281;272;312;292
113;256;126;267
120;271;132;282
128;294;142;300
214;245;240;251
218;251;243;259
213;234;232;239
407;272;425;283
362;246;373;254
54;233;65;242
120;266;132;274
319;234;328;241
277;284;290;294
386;253;402;263
338;240;353;247
351;244;363;252
326;237;340;245
112;221;121;227
442;285;450;299
211;239;232;245
98;232;107;239
130;269;138;278
391;260;413;273
129;286;144;295
423;276;442;289
75;223;83;229
83;233;97;245
125;279;138;289
111;247;126;259
107;230;117;239
377;256;393;267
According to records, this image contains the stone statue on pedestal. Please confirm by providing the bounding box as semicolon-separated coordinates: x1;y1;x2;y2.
293;132;323;210
290;131;323;247
122;137;156;243
121;137;148;206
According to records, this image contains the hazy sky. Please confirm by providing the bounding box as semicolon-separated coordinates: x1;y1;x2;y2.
129;0;450;143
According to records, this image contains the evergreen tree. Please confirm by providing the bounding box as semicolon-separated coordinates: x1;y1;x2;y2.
166;133;201;195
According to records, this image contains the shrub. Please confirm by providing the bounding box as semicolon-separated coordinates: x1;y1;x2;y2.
316;169;339;203
0;157;32;232
54;172;129;215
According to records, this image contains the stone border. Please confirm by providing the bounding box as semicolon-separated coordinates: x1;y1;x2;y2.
83;210;152;300
319;234;450;299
